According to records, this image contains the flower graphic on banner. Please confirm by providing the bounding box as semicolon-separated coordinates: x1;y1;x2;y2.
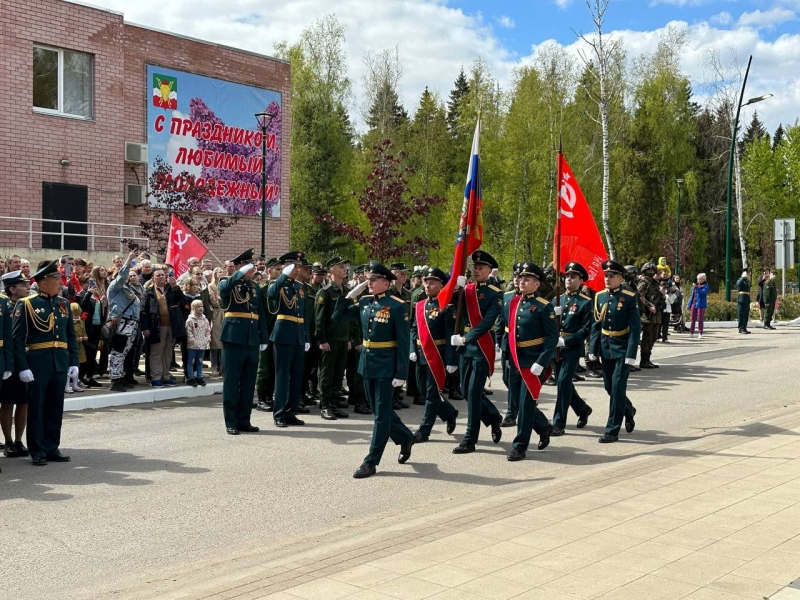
189;98;282;216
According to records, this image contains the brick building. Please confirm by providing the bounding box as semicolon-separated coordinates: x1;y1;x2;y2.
0;0;291;260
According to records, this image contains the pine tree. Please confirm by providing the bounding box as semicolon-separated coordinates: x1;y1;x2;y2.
446;68;470;139
772;123;785;151
741;111;769;152
366;81;408;133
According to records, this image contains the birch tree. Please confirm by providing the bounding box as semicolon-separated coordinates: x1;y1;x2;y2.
576;0;624;260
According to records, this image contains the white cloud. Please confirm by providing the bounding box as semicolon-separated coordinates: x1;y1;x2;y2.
554;0;571;8
710;11;733;26
495;15;515;28
86;0;797;134
649;0;716;6
737;7;797;29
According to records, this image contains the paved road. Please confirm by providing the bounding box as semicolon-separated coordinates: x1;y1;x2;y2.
2;326;797;599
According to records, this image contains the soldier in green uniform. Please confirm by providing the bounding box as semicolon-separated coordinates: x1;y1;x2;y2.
763;272;777;329
551;262;594;435
332;261;415;479
12;260;78;465
389;263;414;410
637;262;663;369
345;264;369;414
589;260;641;443
408;266;428;406
450;250;504;454
218;250;268;435
255;257;281;412
410;267;458;441
297;258;319;412
410;267;425;304
499;262;521;427
622;266;641;372
315;257;352;420
736;270;752;334
501;261;558;461
267;251;311;427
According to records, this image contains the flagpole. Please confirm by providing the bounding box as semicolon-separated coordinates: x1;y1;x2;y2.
555;138;563;362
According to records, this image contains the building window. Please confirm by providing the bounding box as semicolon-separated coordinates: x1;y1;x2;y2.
33;45;93;119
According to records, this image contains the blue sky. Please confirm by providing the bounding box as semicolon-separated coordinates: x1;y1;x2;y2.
87;0;800;133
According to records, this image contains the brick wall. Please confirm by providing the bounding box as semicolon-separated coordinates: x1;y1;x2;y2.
0;0;291;263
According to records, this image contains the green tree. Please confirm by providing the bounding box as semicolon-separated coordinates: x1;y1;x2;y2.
275;15;354;257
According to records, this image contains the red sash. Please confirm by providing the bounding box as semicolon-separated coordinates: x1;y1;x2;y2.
508;295;551;400
416;300;446;391
465;283;496;376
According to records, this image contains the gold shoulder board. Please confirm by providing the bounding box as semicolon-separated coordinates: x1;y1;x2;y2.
488;285;502;293
579;294;592;301
622;289;636;297
535;297;549;305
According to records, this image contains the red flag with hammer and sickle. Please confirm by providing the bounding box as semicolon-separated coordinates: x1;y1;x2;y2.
165;213;208;277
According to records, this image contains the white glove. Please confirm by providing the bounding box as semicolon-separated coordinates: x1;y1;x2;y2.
68;366;79;379
625;358;636;366
557;337;565;348
239;263;254;274
19;369;34;383
304;342;310;352
259;344;268;351
495;344;501;354
456;275;467;289
446;365;457;374
346;280;369;299
741;271;748;278
530;363;544;376
588;354;597;362
3;371;11;380
409;352;417;362
391;379;405;388
282;263;295;276
554;306;562;316
450;335;465;347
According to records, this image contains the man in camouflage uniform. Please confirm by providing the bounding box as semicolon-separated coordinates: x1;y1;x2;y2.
637;262;663;369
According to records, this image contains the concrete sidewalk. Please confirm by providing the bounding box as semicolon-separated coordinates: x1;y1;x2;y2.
123;402;800;600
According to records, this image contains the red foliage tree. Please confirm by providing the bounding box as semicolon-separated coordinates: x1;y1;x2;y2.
319;140;446;262
658;215;697;275
132;157;239;257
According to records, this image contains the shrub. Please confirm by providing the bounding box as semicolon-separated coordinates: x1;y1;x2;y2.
704;294;738;322
777;295;800;320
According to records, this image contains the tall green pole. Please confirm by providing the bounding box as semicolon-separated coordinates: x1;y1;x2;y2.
725;55;752;302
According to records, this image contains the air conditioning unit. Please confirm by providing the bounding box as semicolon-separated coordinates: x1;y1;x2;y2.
125;184;146;206
125;142;148;164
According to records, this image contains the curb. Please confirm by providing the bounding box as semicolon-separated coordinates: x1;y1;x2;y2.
64;383;223;412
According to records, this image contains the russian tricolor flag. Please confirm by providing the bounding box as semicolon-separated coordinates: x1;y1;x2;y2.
438;118;484;308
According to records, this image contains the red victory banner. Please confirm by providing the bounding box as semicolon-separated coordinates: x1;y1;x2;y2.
553;151;608;292
165;213;209;277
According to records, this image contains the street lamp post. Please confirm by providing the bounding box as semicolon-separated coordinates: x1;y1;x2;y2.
724;54;773;301
675;178;684;276
255;111;277;258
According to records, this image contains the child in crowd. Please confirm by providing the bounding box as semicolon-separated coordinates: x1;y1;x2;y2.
185;299;211;387
66;303;88;393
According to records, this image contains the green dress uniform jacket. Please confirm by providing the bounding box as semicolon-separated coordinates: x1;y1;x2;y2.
333;292;409;379
12;291;79;459
460;282;504;360
267;274;310;346
218;272;268;346
409;297;457;368
255;279;279;400
590;287;641;360
0;293;12;378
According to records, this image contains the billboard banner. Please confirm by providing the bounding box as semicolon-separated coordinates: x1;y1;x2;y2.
146;65;282;217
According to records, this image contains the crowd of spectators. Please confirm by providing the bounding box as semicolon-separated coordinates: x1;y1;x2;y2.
0;252;226;397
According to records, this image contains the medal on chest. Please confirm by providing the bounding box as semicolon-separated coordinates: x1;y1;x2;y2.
58;301;69;318
375;305;391;323
298;287;305;298
427;307;439;320
569;303;577;315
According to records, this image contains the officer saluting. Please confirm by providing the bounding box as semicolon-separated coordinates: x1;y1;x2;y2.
332;261;415;479
267;251;311;428
502;261;558;461
551;262;594;435
736;270;752;334
450;250;504;454
12;260;78;465
410;267;458;442
589;260;641;443
218;249;268;436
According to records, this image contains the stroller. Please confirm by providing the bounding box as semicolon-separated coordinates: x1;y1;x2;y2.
669;291;686;333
